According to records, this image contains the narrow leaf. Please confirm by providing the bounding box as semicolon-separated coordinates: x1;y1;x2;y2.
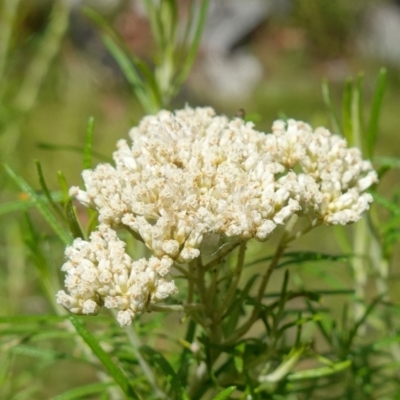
342;78;353;144
321;79;341;135
351;73;364;150
211;386;237;400
0;192;63;216
141;345;189;400
37;141;110;162
35;160;65;221
287;360;351;381
174;0;210;90
69;316;139;399
65;199;84;239
367;67;387;158
57;170;70;203
83;116;95;170
177;318;197;386
0;315;70;324
4;164;72;245
52;382;115;400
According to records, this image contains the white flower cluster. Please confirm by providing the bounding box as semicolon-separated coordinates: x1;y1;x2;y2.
58;106;377;324
56;225;177;326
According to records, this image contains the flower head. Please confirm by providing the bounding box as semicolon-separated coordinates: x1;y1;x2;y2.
71;107;376;262
56;224;177;326
60;106;377;325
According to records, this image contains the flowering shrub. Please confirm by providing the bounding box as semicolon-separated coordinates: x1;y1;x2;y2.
2;1;399;397
57;106;377;328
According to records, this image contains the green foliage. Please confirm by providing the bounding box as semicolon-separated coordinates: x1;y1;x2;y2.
84;0;209;114
0;1;399;399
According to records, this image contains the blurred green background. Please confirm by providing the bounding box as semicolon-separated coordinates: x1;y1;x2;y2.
1;0;400;398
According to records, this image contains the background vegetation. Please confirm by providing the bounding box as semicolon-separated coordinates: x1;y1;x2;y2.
1;0;400;399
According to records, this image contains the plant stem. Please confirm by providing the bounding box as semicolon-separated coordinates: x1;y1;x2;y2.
223;217;299;346
0;0;21;93
217;241;247;320
1;0;70;159
124;323;167;399
353;217;368;326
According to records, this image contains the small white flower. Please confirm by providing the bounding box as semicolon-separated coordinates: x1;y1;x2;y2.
56;225;177;326
63;107;377;315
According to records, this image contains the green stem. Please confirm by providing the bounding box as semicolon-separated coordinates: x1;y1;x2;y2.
223;217;299;346
1;0;70;160
217;241;247;320
187;263;194;304
13;0;70;113
124;323;167;399
353;217;368;325
0;0;21;92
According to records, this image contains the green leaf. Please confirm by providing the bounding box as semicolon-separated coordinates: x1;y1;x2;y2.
287;360;351;381
351;73;364;150
140;345;189;400
160;0;178;44
210;386;237;400
374;156;400;178
52;382;115;400
233;342;246;373
341;78;353;144
57;170;70;202
36;141;110;162
0;315;70;324
4;164;72;245
11;344;60;361
222;275;258;336
305;300;332;346
174;0;210;90
0;192;63;216
347;297;381;346
35;160;65;221
246;251;350;270
367;67;387;158
84;7;160;113
65;199;84;239
83;116;95;170
264;289;353;299
101;34;153;112
69;316;139;399
321;79;341;135
177;318;197;387
143;0;164;50
278;314;321;334
373;192;400;216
